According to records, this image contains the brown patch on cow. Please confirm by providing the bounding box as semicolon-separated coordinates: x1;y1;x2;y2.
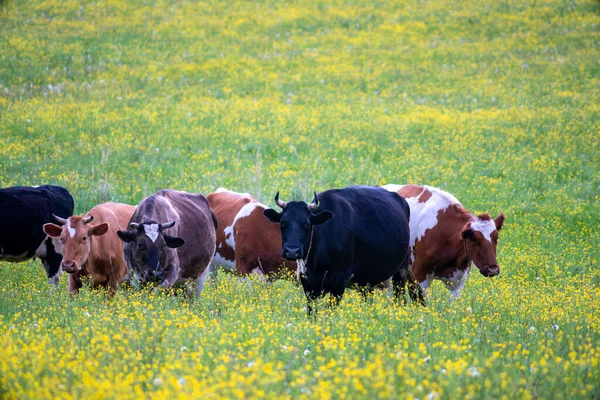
418;189;432;203
207;190;256;267
233;204;296;276
397;184;423;199
476;213;491;221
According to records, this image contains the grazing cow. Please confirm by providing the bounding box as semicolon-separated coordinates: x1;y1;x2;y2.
263;186;411;311
383;184;505;302
43;202;136;294
117;189;217;295
207;188;296;276
0;185;74;285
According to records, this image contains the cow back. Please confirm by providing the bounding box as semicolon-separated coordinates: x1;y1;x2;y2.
310;186;410;286
0;185;74;259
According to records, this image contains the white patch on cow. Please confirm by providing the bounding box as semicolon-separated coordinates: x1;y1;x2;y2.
470;218;496;242
442;268;471;299
67;220;76;238
218;243;222;249
382;184;404;193
33;239;48;259
419;274;433;290
144;224;160;242
215;187;253;198
383;184;461;263
211;251;235;271
224;201;262;250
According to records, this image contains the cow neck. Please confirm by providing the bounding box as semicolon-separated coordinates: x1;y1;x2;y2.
462;214;476;267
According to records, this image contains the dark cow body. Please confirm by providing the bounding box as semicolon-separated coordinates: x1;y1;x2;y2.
264;186;411;309
0;185;74;285
118;189;217;295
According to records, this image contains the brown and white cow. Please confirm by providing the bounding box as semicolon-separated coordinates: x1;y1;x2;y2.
383;184;505;302
207;188;296;276
117;189;217;296
43;202;136;294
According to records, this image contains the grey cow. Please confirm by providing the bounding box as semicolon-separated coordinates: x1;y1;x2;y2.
117;189;217;296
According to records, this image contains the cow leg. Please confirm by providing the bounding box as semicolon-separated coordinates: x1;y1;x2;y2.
159;266;179;289
300;276;319;316
68;273;83;295
191;267;211;297
408;277;426;306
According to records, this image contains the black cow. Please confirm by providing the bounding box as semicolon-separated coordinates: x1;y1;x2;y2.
0;185;74;285
263;185;411;311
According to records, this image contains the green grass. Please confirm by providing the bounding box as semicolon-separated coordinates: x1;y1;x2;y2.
0;0;599;398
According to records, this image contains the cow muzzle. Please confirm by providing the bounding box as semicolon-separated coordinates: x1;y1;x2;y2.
147;268;164;283
61;260;79;274
282;245;303;261
480;264;500;277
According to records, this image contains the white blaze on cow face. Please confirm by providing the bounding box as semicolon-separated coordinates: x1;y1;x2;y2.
144;224;160;242
67;220;76;238
383;184;461;263
470;218;496;242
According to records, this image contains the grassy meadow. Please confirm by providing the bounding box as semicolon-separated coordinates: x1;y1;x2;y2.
1;0;599;398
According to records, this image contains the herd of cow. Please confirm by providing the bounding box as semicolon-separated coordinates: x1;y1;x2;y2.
0;184;504;308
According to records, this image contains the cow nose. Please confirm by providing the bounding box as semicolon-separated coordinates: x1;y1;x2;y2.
148;269;163;282
282;246;302;260
485;265;500;277
61;260;77;273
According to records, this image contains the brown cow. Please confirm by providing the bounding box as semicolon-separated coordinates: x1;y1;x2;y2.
207;188;296;276
383;184;505;303
43;202;136;294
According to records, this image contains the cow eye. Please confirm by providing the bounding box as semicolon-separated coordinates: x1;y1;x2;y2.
137;243;145;250
82;236;87;241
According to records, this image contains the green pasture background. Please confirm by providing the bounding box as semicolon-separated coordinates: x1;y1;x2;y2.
0;0;599;398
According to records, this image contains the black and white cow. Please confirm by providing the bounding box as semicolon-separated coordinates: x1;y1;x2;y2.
0;185;74;285
263;185;411;311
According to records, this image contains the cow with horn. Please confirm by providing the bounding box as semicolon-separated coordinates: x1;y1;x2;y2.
117;189;217;296
43;202;136;294
263;185;412;312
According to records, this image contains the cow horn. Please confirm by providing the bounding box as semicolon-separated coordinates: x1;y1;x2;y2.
275;191;287;209
159;221;176;230
129;222;140;229
307;191;319;211
53;214;68;225
83;215;94;224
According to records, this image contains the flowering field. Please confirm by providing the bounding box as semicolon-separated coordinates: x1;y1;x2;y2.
1;0;599;398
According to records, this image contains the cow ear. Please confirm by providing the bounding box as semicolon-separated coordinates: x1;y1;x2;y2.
461;228;476;242
310;211;334;225
263;208;281;223
163;235;185;248
90;223;109;237
117;230;136;243
494;213;505;231
43;223;62;238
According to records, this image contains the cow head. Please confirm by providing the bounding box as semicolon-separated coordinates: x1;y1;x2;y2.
116;221;184;284
43;214;109;274
263;191;334;261
460;213;505;277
